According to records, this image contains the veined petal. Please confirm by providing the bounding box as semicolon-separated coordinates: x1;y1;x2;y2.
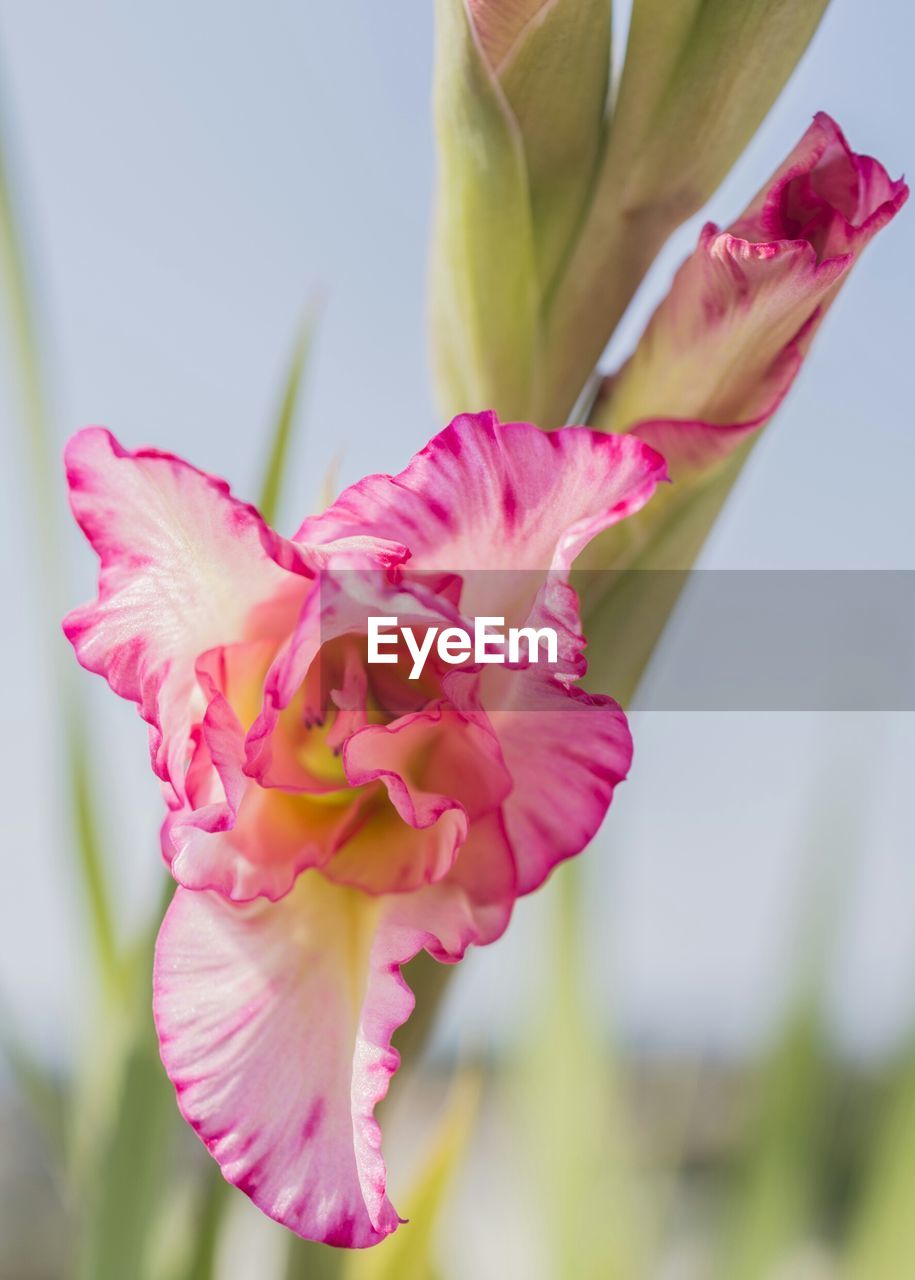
596;114;908;472
244;570;467;787
320;705;512;896
320;788;467;897
485;666;632;894
599;229;843;438
425;809;517;949
155;877;402;1246
160;640;360;902
63;429;305;796
731;112;908;260
153;868;499;1247
298;413;666;617
343;705;511;824
162;747;353;903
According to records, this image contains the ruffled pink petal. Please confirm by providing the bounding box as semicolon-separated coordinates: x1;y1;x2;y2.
314;705;512;896
63;429;307;798
424;809;518;950
153;868;497;1247
731;112;908;260
163;732;359;903
158;640;362;901
245;570;467;786
599;115;907;471
298;414;666;617
319;788;467;897
162;755;344;904
343;704;511;824
599;227;846;442
484;666;633;895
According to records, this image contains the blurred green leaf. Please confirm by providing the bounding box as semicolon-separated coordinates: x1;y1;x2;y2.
343;1071;481;1280
78;1006;176;1280
718;998;832;1280
175;1169;234;1280
430;0;540;420
0;62;118;995
514;867;647;1280
258;301;319;526
714;788;862;1280
319;452;342;511
64;699;120;994
391;952;454;1071
0;1001;68;1161
845;1044;915;1278
285;1237;347;1280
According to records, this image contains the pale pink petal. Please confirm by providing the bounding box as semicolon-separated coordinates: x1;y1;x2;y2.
153;869;495;1247
63;429;306;797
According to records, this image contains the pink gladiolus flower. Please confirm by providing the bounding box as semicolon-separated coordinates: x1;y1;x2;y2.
63;411;666;1246
597;113;908;475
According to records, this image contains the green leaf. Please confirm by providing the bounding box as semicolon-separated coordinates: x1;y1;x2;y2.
430;0;540;420
258;301;319;526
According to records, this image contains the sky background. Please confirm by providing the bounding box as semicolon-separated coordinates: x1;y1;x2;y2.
1;0;913;1066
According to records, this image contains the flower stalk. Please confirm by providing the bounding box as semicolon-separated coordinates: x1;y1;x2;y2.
431;0;836;428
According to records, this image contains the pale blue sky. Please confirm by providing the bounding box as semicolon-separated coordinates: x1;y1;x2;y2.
1;0;913;1061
